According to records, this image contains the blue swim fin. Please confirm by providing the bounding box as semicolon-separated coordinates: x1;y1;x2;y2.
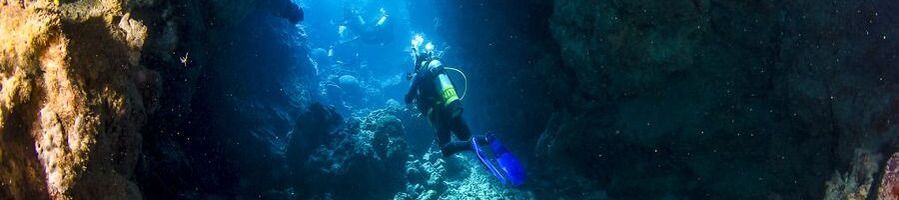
472;134;526;187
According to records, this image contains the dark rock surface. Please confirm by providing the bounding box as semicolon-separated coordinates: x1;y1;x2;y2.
136;0;315;197
544;0;899;198
286;103;408;199
0;1;155;199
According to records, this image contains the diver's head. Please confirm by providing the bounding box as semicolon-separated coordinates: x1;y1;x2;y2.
410;35;441;72
414;48;438;71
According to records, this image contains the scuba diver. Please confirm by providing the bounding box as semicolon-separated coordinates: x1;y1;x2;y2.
404;37;480;157
339;8;394;45
404;36;527;187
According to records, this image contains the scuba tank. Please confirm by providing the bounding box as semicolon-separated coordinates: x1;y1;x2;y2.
436;71;460;107
425;60;464;118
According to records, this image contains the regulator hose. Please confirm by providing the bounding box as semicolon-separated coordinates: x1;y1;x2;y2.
445;67;468;100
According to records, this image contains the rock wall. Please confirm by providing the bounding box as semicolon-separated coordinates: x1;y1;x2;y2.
0;1;153;199
135;0;311;197
545;0;899;198
0;0;306;199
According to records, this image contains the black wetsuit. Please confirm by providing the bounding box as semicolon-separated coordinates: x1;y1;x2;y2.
405;59;473;157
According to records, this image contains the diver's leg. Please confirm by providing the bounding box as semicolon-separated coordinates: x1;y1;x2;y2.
441;142;472;157
451;116;472;140
436;116;486;157
437;120;471;157
435;128;451;152
451;116;490;144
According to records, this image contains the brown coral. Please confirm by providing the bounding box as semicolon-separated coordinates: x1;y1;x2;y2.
1;0;155;199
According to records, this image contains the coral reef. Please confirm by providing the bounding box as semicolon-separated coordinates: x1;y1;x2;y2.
285;102;532;200
398;146;535;200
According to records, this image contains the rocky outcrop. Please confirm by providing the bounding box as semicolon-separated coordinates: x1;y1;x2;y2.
878;153;899;200
284;103;533;200
0;1;154;199
824;150;899;200
287;104;409;199
824;150;882;200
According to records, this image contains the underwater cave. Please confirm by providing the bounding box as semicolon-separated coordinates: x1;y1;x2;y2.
2;0;899;199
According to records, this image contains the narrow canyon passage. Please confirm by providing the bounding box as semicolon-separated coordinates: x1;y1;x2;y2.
1;0;899;199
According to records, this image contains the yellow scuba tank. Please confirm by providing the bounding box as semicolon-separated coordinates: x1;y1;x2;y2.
426;60;460;107
436;72;460;106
